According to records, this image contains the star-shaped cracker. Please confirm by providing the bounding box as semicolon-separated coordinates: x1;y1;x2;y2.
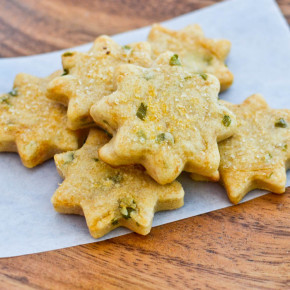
148;24;233;91
216;94;290;204
0;71;84;168
46;36;153;130
90;52;237;184
52;128;184;238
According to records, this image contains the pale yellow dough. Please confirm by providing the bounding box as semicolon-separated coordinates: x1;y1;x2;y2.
148;24;233;91
52;128;184;238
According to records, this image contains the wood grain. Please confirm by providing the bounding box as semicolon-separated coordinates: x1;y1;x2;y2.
0;0;290;289
0;0;289;57
0;191;289;289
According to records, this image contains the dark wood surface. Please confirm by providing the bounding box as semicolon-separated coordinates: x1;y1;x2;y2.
0;0;290;289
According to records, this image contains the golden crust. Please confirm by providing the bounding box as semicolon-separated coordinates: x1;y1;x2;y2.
0;71;85;168
217;94;289;204
90;52;237;184
52;128;184;238
46;36;153;130
148;24;233;91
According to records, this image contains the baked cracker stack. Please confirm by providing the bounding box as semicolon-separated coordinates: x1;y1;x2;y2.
1;24;289;238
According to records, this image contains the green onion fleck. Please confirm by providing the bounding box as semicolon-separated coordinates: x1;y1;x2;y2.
123;45;131;50
121;207;135;219
169;54;181;66
137;130;147;143
199;73;208;80
111;218;119;226
275;118;287;128
119;198;136;219
204;55;213;64
156;132;174;144
267;172;273;179
0;95;10;105
108;173;123;184
156;133;166;143
222;115;231;127
64;152;75;164
8;88;18;97
63;52;73;57
61;69;69;76
136;103;147;121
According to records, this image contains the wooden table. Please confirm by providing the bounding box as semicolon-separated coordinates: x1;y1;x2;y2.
0;0;289;288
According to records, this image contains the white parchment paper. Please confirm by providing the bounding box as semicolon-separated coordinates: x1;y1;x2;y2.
0;0;289;258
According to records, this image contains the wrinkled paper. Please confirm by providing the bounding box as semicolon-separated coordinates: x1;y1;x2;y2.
0;0;289;258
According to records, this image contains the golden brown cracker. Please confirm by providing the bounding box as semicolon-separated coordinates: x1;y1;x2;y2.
216;94;290;204
0;71;84;168
46;36;153;130
148;24;233;91
52;128;184;238
90;52;237;184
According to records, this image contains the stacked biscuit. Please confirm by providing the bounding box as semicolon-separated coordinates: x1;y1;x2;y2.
0;24;289;239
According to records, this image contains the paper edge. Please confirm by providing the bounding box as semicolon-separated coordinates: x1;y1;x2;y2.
0;0;289;258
